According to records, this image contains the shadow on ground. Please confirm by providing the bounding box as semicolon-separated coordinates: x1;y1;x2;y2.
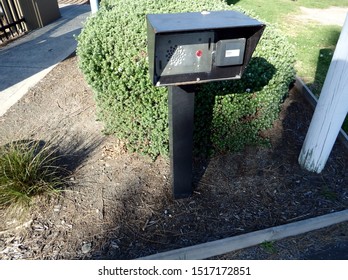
86;87;348;260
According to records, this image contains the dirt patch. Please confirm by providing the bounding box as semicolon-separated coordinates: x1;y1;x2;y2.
0;54;347;260
294;6;348;26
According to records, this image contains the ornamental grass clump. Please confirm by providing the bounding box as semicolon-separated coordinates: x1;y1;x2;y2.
0;140;65;212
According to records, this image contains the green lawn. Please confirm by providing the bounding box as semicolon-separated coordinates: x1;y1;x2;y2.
227;0;348;131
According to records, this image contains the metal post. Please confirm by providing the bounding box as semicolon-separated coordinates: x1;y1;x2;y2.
168;85;195;199
90;0;99;14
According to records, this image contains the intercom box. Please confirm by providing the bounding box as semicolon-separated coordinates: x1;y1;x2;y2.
146;10;265;86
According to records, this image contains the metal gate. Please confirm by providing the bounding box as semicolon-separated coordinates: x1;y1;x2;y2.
0;0;26;44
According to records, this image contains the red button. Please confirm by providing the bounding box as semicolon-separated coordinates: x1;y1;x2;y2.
196;50;203;57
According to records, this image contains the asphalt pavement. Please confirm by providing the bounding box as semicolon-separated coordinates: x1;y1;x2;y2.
0;3;91;116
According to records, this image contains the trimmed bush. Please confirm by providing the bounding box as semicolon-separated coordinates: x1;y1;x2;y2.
77;0;295;158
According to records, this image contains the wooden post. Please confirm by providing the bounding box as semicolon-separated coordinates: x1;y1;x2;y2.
299;14;348;173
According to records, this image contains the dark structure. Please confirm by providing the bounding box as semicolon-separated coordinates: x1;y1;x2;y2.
146;10;265;198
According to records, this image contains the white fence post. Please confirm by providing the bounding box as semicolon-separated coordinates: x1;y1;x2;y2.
90;0;99;14
298;13;348;173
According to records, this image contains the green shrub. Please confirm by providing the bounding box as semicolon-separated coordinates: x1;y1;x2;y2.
77;0;295;158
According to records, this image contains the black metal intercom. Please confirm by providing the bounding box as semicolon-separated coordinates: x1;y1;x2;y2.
147;10;265;198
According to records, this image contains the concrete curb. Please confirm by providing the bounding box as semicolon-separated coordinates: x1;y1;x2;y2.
0;66;56;116
138;209;348;260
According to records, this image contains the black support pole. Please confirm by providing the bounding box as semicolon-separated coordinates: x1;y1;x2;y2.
168;85;195;199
